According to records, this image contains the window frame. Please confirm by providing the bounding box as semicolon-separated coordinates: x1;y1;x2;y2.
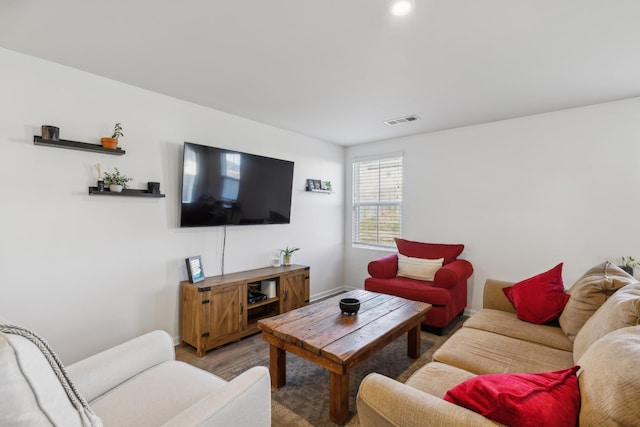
351;152;403;249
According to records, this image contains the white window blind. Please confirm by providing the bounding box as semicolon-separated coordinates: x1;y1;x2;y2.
352;154;403;248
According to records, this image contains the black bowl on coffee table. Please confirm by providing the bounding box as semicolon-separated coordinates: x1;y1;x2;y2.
339;298;360;315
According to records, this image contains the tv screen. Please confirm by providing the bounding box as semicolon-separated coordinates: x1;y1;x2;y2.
180;142;294;227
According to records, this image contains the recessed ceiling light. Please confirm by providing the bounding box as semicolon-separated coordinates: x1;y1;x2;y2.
390;0;415;16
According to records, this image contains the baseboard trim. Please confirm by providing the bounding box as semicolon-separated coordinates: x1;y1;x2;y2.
309;285;357;303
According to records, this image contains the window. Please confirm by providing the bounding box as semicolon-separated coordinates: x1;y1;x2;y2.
352;154;403;248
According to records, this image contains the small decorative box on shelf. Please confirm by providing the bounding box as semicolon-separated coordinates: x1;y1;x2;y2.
88;187;165;198
34;136;125;155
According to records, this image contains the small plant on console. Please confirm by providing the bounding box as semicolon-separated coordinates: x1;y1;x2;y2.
280;246;300;266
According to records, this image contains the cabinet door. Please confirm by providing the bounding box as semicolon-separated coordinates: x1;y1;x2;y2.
282;271;310;313
206;284;244;347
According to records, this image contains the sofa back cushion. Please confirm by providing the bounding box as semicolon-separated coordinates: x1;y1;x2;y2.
394;238;464;264
576;325;640;426
573;282;640;362
558;262;636;342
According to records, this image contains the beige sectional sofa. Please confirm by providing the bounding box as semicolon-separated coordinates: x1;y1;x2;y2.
357;262;640;426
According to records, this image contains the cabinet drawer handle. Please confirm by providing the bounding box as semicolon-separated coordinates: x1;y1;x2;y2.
240;303;243;314
284;290;288;301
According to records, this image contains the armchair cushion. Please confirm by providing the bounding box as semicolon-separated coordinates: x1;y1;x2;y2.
395;238;464;264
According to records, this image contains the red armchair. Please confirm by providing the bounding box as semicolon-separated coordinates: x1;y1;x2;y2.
364;239;473;332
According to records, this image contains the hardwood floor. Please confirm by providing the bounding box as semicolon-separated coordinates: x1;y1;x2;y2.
175;332;268;373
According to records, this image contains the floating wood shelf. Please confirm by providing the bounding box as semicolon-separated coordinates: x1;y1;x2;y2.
306;188;333;194
88;187;165;198
34;136;126;155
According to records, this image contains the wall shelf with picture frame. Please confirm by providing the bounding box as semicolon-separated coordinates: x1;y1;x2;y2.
306;179;333;194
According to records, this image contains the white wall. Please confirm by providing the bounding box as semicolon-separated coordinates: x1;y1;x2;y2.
0;48;344;363
345;97;640;313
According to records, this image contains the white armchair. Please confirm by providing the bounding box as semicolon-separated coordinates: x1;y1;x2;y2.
1;325;270;427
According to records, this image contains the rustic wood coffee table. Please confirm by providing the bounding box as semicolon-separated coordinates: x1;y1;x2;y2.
257;289;431;424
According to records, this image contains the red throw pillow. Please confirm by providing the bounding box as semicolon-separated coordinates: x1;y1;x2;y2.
394;238;464;264
444;366;581;427
503;263;570;324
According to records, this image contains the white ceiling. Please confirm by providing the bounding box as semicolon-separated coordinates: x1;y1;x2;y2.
2;0;640;145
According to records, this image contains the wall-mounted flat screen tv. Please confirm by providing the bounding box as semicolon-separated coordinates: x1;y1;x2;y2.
180;142;294;227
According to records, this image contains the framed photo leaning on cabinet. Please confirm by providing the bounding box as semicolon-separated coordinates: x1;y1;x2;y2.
185;256;205;283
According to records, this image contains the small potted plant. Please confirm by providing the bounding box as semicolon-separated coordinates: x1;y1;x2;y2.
279;246;300;266
101;122;124;149
103;167;132;193
620;256;639;276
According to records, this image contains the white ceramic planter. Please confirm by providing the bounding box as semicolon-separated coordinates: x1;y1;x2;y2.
109;184;123;193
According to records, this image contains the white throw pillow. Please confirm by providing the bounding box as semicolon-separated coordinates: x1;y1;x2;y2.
397;254;444;281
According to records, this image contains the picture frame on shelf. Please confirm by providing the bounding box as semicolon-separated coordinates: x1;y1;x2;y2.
313;179;322;189
185;256;205;283
306;179;316;190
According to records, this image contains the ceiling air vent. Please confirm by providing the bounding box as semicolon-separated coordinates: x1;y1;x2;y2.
384;115;420;126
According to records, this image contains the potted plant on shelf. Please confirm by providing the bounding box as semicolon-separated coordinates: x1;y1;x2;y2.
103;167;132;193
280;246;300;266
620;256;639;276
101;122;124;149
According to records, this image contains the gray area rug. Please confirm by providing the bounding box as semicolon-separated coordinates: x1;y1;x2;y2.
203;317;465;426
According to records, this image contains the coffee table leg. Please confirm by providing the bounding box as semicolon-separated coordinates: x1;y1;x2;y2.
407;324;421;358
270;344;287;387
329;371;349;424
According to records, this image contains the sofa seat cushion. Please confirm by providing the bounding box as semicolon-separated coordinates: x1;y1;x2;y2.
433;328;574;375
405;362;476;398
464;309;573;352
573;281;640;362
559;261;636;342
90;360;227;426
576;325;640;426
364;277;451;306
